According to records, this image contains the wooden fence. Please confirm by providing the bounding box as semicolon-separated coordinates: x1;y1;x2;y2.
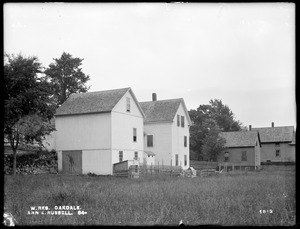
200;169;217;177
217;162;257;172
139;164;182;177
113;160;183;178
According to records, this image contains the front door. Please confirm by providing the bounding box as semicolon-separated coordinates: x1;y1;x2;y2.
62;150;82;174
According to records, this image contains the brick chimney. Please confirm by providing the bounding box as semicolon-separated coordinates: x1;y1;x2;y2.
152;93;157;101
271;122;274;127
249;125;252;131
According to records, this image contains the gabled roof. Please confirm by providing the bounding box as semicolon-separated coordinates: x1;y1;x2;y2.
252;126;294;143
55;87;145;117
219;131;261;148
139;98;191;124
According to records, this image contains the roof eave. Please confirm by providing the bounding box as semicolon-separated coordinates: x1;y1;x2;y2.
179;98;192;126
54;110;111;117
127;88;146;119
144;120;173;124
224;145;255;148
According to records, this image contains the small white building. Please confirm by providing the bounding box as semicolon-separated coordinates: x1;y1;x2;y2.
140;93;192;170
55;87;145;175
143;151;155;165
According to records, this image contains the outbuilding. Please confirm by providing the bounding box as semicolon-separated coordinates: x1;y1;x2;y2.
217;131;262;170
55;87;145;175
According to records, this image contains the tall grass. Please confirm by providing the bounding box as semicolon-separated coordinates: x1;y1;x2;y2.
4;166;295;226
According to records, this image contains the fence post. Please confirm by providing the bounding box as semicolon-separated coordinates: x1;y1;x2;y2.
158;161;160;176
151;162;153;176
171;160;173;177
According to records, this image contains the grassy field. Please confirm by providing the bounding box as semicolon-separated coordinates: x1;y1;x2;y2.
4;165;295;226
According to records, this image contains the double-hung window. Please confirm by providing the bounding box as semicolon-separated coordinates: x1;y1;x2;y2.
133;128;137;142
126;97;130;112
134;151;138;160
119;151;123;162
275;150;280;157
181;116;185;127
147;135;153;147
241;151;247;161
184;136;187;147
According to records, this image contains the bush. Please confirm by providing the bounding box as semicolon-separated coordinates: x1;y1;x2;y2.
4;150;58;175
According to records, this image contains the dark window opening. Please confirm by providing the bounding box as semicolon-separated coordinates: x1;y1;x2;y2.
241;151;247;161
126;97;130;112
181;116;185;127
119;151;123;162
133;128;137;142
147;135;153;147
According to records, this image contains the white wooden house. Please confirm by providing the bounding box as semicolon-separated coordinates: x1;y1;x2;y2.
54;87;145;175
140;93;192;169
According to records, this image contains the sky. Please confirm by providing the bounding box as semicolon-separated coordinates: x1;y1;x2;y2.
4;3;296;128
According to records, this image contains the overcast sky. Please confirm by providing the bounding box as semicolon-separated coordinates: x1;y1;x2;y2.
4;3;296;128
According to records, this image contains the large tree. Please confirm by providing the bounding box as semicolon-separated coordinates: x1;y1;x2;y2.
44;52;90;106
4;53;55;175
189;99;243;160
201;122;226;161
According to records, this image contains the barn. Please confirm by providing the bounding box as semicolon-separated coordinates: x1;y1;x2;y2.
54;87;145;175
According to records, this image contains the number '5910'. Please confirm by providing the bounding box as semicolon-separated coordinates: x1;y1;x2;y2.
259;209;273;214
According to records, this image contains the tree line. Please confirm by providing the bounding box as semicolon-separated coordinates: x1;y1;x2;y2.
188;99;245;161
4;52;90;174
4;52;245;175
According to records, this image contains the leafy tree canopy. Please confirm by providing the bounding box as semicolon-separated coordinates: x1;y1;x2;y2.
4;53;55;174
189;99;243;160
44;52;90;106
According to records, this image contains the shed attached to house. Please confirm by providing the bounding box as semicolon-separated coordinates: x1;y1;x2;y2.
55;87;145;175
217;131;262;170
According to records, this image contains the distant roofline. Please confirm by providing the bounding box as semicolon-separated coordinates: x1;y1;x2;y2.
80;87;131;94
259;141;293;144
224;145;255;149
252;125;294;129
139;98;183;103
219;130;261;147
222;130;259;133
